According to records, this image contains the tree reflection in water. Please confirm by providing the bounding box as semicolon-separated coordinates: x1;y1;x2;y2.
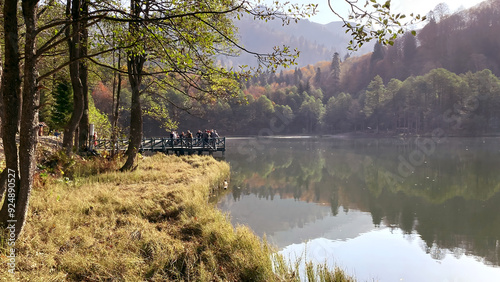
223;137;500;267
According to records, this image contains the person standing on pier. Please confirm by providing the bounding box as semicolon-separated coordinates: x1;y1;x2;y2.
212;129;219;149
196;130;202;146
187;130;193;148
179;132;185;147
202;130;209;148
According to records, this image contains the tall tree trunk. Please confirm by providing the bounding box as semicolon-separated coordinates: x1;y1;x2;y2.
121;54;145;171
0;0;41;238
0;42;3;201
0;36;3;140
78;2;89;149
78;64;89;148
14;0;40;237
121;0;145;171
0;0;21;224
62;0;84;153
111;51;122;158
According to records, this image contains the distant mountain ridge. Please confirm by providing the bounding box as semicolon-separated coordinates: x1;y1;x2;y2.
219;15;374;68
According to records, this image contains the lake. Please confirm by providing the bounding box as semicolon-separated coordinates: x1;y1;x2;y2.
216;136;500;281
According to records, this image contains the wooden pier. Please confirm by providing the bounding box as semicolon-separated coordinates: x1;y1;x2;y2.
94;137;226;156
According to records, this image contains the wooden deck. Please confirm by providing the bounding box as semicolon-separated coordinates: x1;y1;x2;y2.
94;137;226;156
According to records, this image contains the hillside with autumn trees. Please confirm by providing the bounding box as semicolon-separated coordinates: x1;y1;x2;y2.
80;0;500;137
140;0;499;136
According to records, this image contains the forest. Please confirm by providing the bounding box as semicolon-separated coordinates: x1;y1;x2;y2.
0;0;498;279
80;0;500;137
0;0;325;240
0;0;496;238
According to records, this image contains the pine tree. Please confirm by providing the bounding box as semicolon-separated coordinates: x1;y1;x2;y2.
51;79;74;130
371;42;386;62
402;32;417;64
330;52;341;71
314;67;321;85
39;89;54;128
325;52;341;100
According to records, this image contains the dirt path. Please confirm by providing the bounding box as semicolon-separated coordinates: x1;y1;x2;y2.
0;136;63;161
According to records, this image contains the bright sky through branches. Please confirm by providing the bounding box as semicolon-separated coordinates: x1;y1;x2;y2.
273;0;487;24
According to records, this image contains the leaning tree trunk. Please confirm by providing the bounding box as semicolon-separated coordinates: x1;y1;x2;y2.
0;0;22;224
62;0;84;153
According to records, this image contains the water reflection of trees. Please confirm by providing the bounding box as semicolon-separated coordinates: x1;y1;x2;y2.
228;138;500;266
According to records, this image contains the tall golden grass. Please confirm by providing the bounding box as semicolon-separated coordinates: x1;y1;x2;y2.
1;153;354;281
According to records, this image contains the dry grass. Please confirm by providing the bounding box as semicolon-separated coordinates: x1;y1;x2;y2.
0;153;354;281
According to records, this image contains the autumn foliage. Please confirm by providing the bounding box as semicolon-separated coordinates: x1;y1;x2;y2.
91;81;113;114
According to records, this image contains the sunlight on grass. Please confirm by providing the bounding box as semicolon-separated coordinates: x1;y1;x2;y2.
1;153;354;281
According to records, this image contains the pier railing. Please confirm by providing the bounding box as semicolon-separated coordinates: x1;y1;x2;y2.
94;137;225;154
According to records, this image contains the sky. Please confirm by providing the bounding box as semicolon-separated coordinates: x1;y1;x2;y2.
283;0;487;24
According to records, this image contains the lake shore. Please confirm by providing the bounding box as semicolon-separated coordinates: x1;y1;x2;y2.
0;153;353;281
224;131;500;139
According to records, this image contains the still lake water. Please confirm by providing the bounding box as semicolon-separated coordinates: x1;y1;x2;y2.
216;137;500;281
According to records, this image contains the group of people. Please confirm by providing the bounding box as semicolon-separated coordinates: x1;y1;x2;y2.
169;129;220;148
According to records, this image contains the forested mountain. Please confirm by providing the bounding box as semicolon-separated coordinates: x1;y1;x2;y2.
341;0;500;94
146;0;500;137
87;0;500;137
218;15;374;68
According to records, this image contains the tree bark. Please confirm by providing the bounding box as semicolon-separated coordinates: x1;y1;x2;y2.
78;65;89;149
0;171;8;206
0;0;22;226
62;0;84;153
14;0;40;237
111;51;122;158
121;53;145;171
0;33;2;139
78;2;89;149
121;0;146;171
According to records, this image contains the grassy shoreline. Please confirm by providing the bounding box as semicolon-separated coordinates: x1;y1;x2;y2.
1;153;353;281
